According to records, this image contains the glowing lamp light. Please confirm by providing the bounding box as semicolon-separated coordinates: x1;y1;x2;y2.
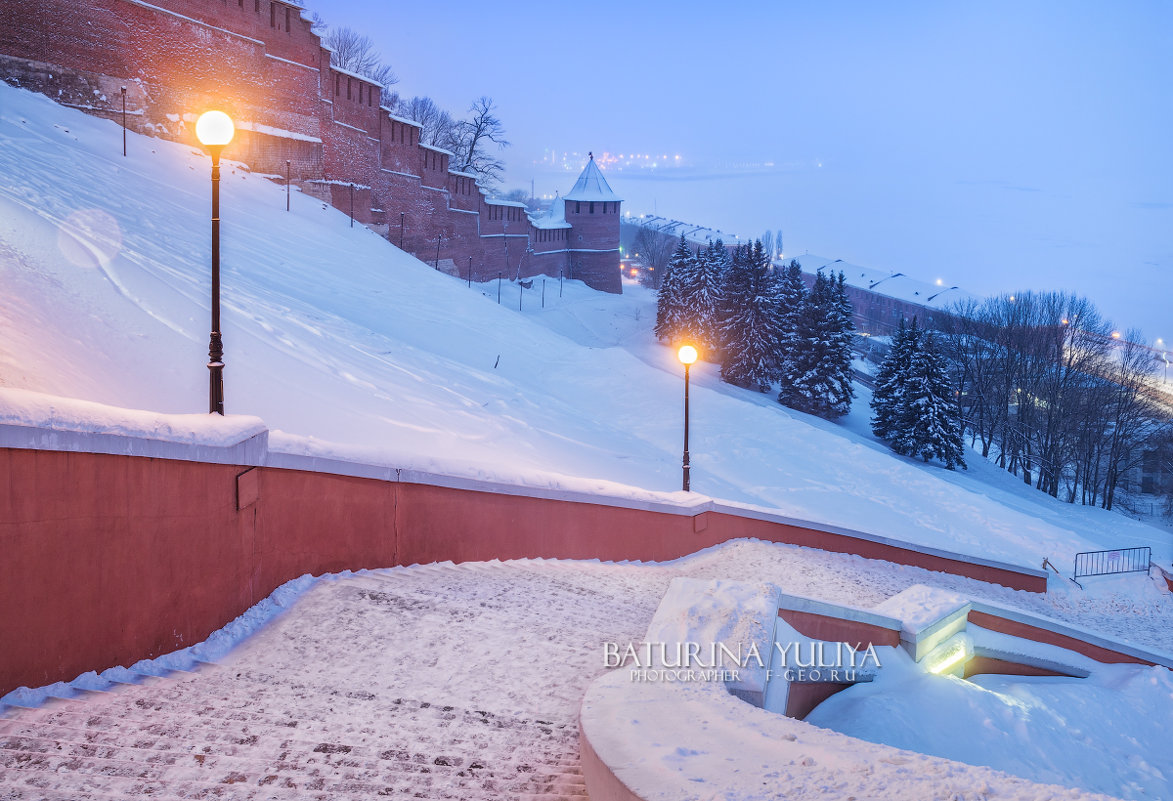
1111;331;1121;339
924;633;971;676
678;344;698;365
196;110;235;147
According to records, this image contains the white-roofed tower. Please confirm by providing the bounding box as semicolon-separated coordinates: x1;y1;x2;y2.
562;153;623;293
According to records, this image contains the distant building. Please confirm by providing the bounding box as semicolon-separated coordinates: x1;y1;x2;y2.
0;0;623;292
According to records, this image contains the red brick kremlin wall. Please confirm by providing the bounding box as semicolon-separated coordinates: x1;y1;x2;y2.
0;0;622;292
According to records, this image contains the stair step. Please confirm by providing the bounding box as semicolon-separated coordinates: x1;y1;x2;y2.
2;722;579;776
0;746;587;799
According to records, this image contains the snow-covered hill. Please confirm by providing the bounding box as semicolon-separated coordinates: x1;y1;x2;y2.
0;83;1168;573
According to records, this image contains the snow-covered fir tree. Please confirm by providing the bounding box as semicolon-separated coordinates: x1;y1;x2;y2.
680;236;722;351
718;241;779;392
779;269;854;417
890;330;967;469
654;235;692;342
773;259;806;381
870;316;919;441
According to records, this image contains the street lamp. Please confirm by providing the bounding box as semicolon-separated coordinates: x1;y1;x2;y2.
677;344;698;492
195;110;235;415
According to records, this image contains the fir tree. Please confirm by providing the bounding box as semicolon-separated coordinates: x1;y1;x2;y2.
825;271;856;412
780;269;854;417
769;260;807;391
654;235;692;342
718;241;778;392
891;331;967;469
679;239;724;353
870;317;919;441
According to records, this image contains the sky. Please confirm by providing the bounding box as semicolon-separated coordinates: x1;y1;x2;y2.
317;1;1172;343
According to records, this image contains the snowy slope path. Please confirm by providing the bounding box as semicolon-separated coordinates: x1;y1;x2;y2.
3;541;1172;800
4;83;1170;575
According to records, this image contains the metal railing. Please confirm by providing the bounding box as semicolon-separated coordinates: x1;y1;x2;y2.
1072;546;1151;587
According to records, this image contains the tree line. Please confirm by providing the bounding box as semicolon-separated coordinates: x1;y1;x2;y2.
940;292;1171;511
655;237;855;419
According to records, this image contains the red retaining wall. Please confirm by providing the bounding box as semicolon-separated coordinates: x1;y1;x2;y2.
777;609;901;648
0;447;1043;695
966;610;1155;667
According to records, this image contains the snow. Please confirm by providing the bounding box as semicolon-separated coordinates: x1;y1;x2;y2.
529;197;571;229
4;539;1168;799
3;82;1173;800
236;120;322;144
328;64;382;86
563;157;622;202
0;81;1169;579
625;212;743;248
383;110;423;127
798;255;978;310
0;387;265;448
807;658;1173;800
874;584;970;638
580;560;1145;801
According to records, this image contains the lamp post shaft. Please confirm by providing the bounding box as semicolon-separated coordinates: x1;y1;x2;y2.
683;362;691;492
208;147;225;415
120;87;126;157
285;159;290;211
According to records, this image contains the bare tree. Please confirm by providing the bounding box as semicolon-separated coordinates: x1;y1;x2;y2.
321;26;399;104
451;97;509;186
394;96;458;149
632;226;675;289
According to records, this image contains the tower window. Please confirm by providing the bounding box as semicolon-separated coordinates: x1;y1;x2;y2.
575;202;581;214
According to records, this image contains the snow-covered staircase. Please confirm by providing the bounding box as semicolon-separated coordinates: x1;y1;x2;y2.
0;559;663;800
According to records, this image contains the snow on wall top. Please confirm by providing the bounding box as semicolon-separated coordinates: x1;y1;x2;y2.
795;254;978;310
420;143;454;156
625;213;741;247
563;156;622;202
236;120;322;144
382;110;423;128
644;577;779;697
0;388;265;444
328;64;383;86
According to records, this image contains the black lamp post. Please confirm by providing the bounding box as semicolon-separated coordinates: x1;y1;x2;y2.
678;344;698;491
196;110;235;415
120;86;126;157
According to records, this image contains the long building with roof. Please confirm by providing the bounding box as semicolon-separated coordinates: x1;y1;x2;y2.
0;0;624;292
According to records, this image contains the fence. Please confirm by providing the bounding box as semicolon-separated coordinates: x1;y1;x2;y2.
1072;546;1151;587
